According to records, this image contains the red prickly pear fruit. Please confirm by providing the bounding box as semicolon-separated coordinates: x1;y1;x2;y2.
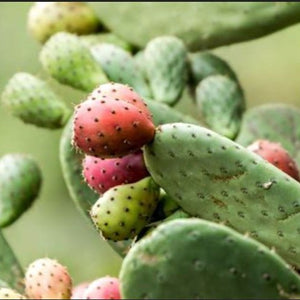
247;139;300;181
71;282;90;299
83;276;120;300
72;97;155;158
82;150;149;194
25;258;72;299
87;82;152;120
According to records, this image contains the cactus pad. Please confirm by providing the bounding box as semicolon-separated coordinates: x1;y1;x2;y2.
144;36;188;106
0;154;42;228
0;231;24;292
120;219;300;299
91;43;151;97
144;123;300;267
196;75;245;139
93;3;300;51
188;52;237;85
40;32;108;92
1;73;70;129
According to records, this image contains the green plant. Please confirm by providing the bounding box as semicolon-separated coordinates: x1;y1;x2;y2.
2;2;300;299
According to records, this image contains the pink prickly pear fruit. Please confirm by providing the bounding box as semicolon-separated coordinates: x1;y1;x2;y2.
24;258;72;299
71;282;90;299
87;82;152;120
247;139;300;181
72;96;155;158
83;276;120;300
82;150;149;194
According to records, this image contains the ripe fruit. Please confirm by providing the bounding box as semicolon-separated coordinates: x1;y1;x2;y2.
25;258;72;299
72;86;155;158
83;150;149;194
83;277;120;299
247;139;300;181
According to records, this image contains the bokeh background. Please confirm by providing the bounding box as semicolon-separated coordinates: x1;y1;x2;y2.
1;2;300;284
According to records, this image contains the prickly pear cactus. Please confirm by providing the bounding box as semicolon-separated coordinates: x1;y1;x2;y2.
40;32;108;92
91;43;151;97
144;36;188;106
28;2;100;43
0;231;24;292
1;73;70;129
93;3;300;50
120;219;300;299
196;75;245;139
188;52;237;85
0;154;42;228
144;123;300;267
236;104;300;166
80;33;133;51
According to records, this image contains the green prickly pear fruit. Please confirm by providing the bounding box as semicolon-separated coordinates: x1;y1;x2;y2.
196;75;245;139
80;33;133;52
0;288;26;299
91;43;151;97
40;32;108;92
28;2;100;43
0;154;42;228
188;52;237;85
1;73;70;129
90;177;160;241
144;36;188;106
120;219;300;299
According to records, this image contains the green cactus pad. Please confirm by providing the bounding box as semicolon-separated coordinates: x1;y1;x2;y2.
144;36;188;106
90;177;160;241
196;75;245;139
120;219;300;299
40;32;108;92
93;3;300;51
28;2;100;43
0;231;24;292
133;51;147;79
0;154;42;228
236;104;300;166
144;98;200;126
80;33;133;52
1;73;70;129
91;43;151;97
188;52;237;85
144;123;300;267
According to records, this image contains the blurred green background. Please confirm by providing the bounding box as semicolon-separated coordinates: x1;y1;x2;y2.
1;2;300;284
